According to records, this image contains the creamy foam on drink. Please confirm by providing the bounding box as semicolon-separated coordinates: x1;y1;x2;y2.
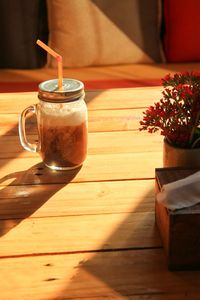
40;101;87;126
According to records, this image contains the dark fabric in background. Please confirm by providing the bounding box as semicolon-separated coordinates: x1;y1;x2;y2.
0;0;48;69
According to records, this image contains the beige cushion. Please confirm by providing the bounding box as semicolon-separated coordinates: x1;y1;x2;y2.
47;0;163;68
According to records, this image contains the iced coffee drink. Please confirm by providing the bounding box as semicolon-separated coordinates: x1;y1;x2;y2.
19;78;88;171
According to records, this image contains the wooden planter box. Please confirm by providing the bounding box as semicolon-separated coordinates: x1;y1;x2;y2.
155;167;200;270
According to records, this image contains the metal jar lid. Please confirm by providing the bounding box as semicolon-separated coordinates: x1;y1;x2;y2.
38;78;85;102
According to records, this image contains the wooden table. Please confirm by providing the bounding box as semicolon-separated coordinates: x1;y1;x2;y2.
1;87;200;299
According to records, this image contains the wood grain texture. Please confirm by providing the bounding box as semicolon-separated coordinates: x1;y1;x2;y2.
0;131;163;158
0;152;162;185
0;211;161;257
0;108;151;135
1;249;200;300
0;87;162;113
0;86;198;299
0;179;155;219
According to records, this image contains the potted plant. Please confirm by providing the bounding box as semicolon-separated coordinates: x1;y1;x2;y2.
139;72;200;167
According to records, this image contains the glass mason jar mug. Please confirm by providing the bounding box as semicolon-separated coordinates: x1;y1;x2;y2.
19;79;88;170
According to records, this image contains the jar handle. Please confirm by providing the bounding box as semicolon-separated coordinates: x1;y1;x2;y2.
18;104;40;153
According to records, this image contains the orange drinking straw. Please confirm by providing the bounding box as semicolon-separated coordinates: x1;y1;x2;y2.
36;39;63;90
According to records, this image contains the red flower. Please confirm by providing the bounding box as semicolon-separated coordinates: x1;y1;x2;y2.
162;73;171;83
139;72;200;148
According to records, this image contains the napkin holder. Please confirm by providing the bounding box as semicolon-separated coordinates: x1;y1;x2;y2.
155;167;200;270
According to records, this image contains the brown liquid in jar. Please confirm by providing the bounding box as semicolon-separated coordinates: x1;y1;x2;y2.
39;121;87;169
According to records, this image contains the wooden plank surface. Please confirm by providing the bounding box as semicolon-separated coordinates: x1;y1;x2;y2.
0;110;143;136
0;131;163;158
0;211;160;257
1;249;200;300
0;179;155;219
0;108;152;135
0;152;162;185
0;87;162;113
0;87;198;300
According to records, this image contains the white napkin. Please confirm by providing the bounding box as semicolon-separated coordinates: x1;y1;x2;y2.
156;171;200;211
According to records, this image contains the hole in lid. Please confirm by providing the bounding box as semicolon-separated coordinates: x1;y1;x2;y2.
35;173;43;176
